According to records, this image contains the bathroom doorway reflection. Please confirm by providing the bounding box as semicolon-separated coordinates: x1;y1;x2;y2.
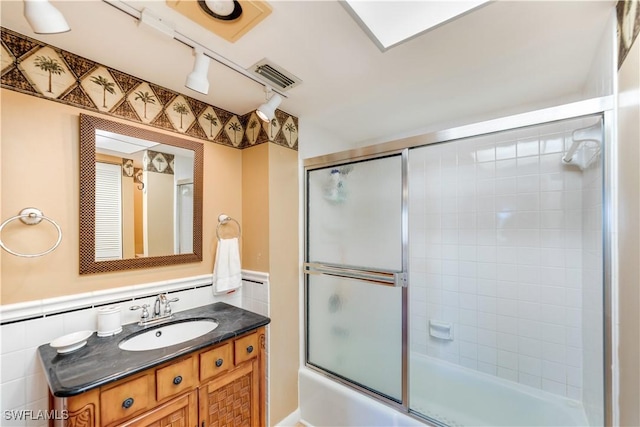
407;115;604;426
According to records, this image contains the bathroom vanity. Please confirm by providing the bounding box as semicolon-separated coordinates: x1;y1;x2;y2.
38;302;270;427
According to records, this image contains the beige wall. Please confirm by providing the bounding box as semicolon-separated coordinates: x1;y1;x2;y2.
1;89;242;304
242;143;300;425
242;144;270;272
143;171;174;257
267;143;300;425
617;37;640;426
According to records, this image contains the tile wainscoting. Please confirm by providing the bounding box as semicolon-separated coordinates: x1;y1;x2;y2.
0;270;269;427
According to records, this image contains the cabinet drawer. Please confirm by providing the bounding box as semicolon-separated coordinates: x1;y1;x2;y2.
234;332;259;365
155;356;197;402
200;342;233;381
100;374;152;425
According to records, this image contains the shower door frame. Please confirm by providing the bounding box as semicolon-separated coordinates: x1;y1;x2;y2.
303;95;615;425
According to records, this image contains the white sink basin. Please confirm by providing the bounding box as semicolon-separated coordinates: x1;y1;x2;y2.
119;319;219;351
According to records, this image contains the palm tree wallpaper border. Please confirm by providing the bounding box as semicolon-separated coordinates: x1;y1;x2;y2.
0;27;299;151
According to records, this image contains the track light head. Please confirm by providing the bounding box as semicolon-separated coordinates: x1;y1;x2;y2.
256;90;282;122
24;0;70;34
185;49;211;94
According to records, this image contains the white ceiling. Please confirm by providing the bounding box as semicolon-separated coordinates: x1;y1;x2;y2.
1;0;615;157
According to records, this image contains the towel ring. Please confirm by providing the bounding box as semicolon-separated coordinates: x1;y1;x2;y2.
216;214;241;240
0;208;62;258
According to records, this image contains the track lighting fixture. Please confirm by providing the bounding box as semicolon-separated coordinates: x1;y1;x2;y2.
256;87;282;122
104;2;290;107
23;0;70;34
185;48;211;95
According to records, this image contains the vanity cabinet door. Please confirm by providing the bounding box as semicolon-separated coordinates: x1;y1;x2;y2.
63;388;100;427
116;390;197;427
198;359;260;427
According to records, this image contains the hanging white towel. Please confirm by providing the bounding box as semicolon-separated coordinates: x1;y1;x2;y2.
212;237;242;295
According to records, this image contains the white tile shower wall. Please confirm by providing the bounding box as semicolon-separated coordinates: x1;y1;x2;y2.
0;271;269;427
408;117;602;403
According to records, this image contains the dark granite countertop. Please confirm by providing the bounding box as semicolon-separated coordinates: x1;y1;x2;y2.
38;302;270;397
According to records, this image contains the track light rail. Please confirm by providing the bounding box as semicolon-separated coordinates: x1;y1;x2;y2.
102;0;288;99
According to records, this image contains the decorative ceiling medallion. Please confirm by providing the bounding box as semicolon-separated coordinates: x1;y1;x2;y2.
197;0;242;21
166;0;272;43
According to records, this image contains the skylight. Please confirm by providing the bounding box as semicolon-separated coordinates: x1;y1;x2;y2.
95;130;158;155
343;1;490;51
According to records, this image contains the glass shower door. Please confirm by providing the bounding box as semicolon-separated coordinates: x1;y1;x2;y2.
305;154;406;402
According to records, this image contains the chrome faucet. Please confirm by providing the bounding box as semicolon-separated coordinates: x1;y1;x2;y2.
154;294;166;316
130;293;179;326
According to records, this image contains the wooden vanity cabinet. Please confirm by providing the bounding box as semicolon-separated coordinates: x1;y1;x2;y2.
117;391;198;427
57;327;266;427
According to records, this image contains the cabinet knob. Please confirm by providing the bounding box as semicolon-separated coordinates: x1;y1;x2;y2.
215;358;224;367
122;397;134;409
247;345;254;354
173;375;183;385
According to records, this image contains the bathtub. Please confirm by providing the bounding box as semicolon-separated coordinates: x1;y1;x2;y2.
299;353;589;426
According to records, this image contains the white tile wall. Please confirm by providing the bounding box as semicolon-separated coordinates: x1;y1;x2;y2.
408;116;604;416
242;279;270;317
241;274;271;425
0;271;269;427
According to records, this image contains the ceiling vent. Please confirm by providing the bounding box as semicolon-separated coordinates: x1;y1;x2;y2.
248;59;302;91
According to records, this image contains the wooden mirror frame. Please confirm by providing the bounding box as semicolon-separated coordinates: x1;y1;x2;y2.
79;114;203;274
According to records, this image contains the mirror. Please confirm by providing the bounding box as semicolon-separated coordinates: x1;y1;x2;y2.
80;114;203;274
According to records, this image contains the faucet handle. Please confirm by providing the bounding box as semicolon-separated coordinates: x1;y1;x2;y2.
164;297;179;316
130;304;150;320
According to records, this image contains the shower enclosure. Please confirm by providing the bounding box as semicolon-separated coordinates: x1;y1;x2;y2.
303;101;610;426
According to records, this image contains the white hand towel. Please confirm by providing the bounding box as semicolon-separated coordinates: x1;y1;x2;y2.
212;237;242;295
